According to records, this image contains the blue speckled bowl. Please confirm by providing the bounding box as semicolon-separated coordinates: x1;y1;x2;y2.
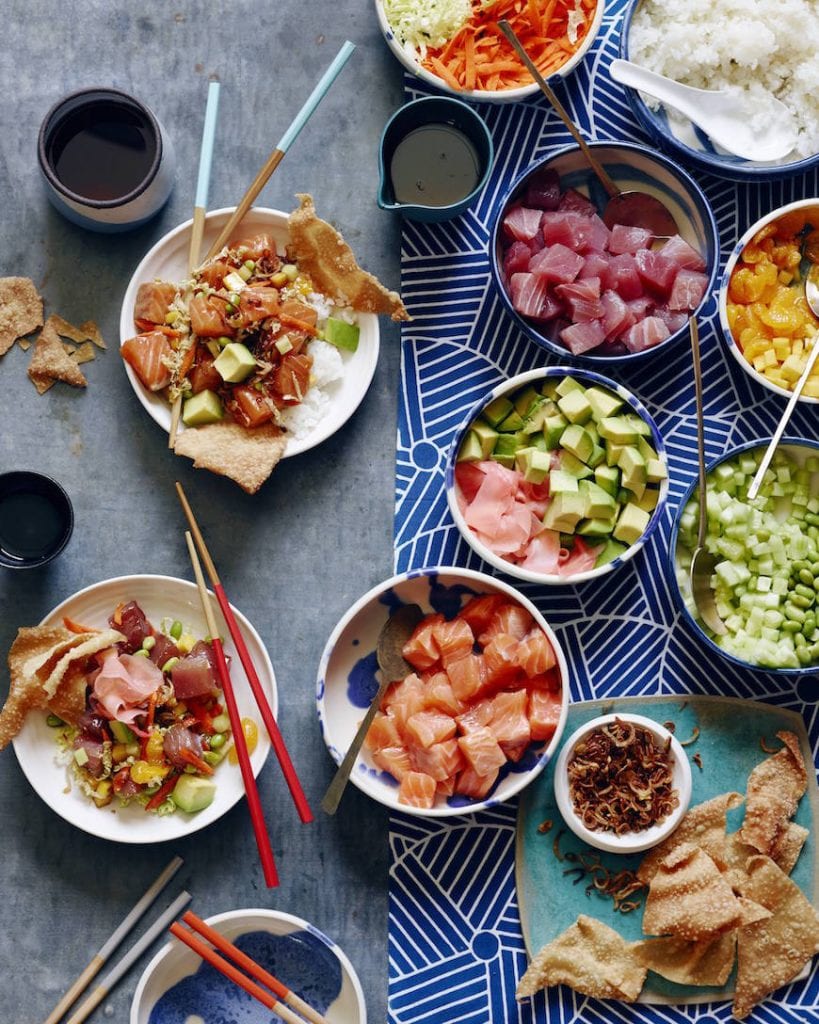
489;141;718;364
316;567;570;817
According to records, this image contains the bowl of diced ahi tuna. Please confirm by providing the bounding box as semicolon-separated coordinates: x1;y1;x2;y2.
490;142;718;361
316;567;569;816
447;368;669;584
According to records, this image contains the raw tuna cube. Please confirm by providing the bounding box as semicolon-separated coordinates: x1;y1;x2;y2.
458;726;507;776
601;289;636;340
635;249;678;298
558;188;596;216
653;305;688;334
578;252;610;281
660;234;706;271
529;243;584;284
622;315;671;353
541;212;605;254
398;771;437;808
509;272;550;318
601;253;643;300
555;278;604;322
559;319;607;355
609;223;653;255
503;205;542;243
626;296;654;320
524;169;561;210
503;240;533;277
530;292;564;322
668;268;709;311
583;215;612;254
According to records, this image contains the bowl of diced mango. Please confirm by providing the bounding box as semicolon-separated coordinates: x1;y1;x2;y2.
719;199;819;403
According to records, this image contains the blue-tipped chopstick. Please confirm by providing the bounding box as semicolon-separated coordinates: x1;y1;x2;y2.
205;40;355;259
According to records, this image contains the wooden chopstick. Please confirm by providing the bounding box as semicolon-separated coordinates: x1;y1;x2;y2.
204;40;355;259
181;910;330;1024
42;855;184;1024
176;482;313;823
63;891;191;1024
185;531;279;888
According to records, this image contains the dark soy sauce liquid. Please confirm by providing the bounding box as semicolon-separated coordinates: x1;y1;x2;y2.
390;124;481;207
47;100;156;201
0;492;65;560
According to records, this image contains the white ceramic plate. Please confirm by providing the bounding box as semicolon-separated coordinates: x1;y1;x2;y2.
12;574;276;843
119;207;380;458
131;908;367;1024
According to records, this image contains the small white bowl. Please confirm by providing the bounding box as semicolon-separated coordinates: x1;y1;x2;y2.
718;198;819;405
553;712;691;854
131;908;367;1024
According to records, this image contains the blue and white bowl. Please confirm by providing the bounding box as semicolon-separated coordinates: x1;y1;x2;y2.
619;0;819;182
446;367;669;585
316;567;570;817
489;142;718;364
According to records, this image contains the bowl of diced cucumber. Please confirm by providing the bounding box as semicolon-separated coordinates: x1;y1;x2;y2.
446;368;669;584
671;438;819;672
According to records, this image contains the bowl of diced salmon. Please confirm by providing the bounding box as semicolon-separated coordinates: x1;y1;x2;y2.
316;567;569;816
490;141;718;361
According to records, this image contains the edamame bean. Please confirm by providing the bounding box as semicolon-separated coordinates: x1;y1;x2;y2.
170;620;183;640
46;714;64;727
794;584;816;603
162;656;180;673
209;733;225;749
799;568;814;586
802;613;816;637
783;620;802;633
797;646;813;664
785;603;806;623
142;635;156;651
791;593;813;609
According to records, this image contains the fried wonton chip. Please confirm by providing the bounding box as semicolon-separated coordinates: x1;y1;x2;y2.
0;276;43;355
637;791;744;884
40;628;123;700
643;843;747;941
28;321;88;394
174;421;287;494
634;931;737;987
78;320;106;349
724;821;809;889
516;914;646;1002
739;731;807;857
733;856;819;1019
46;661;91;725
47;313;89;343
288;194;410;322
70;341;97;365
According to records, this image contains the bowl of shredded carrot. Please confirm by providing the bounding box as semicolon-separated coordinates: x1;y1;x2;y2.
375;0;603;102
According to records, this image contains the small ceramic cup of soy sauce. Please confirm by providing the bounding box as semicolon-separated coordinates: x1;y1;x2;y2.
37;87;176;232
0;471;74;569
377;96;494;223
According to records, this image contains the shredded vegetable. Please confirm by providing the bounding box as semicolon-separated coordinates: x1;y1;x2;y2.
383;0;472;56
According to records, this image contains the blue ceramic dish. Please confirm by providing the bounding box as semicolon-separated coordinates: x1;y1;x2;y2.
489;141;718;364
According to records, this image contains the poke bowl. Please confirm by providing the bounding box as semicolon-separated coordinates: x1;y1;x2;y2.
119;206;381;460
131;908;367;1024
490;142;718;363
669;438;819;674
10;574;275;843
374;0;604;104
316;567;570;817
446;367;669;585
619;0;819;182
718;198;819;404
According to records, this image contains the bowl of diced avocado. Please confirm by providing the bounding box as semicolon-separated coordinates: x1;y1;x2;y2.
446;367;669;585
670;437;819;673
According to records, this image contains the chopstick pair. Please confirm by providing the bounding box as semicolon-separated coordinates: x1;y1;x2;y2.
43;855;189;1024
170;910;329;1024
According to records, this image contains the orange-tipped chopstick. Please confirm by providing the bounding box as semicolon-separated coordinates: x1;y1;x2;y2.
176;481;313;824
184;532;279;888
181;910;330;1024
169;922;306;1024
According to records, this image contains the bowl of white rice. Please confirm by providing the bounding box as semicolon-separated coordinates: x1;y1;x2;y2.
619;0;819;180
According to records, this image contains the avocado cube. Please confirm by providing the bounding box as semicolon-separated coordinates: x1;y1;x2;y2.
618;446;648;500
606;442;626;468
483;396;514;428
586;443;606;469
577;516;617;537
514;385;542;417
594;538;629;567
585;385;624;422
472;420;499;457
557;388;593;425
543;492;586;532
458;431;485;462
528;433;549;453
598;416;640;445
515;447;552;484
214;342;257;383
555;375;585;397
182;389;224;426
560;423;595;464
579;479;617;519
625;412;652;437
559;451;593;479
171;775;217;813
634;487;661;512
491;433;519;467
594;464;621;496
323;316;360;351
521;398;552;434
646;457;667;483
543;412;568;449
637;436;659;462
549;469;579;494
585;422;600;445
497;409;525;432
613;502;651;546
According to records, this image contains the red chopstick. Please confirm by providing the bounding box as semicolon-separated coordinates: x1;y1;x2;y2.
176;482;313;824
181;910;330;1024
185;532;278;888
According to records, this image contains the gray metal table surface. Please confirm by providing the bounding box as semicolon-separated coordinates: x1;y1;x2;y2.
0;3;403;1020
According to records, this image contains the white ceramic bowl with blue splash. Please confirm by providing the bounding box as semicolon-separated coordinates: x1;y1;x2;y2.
446;367;669;585
718;198;819;405
619;0;819;182
490;142;718;363
131;908;367;1024
316;567;569;817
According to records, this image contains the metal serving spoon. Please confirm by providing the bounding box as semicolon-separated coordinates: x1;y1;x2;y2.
321;602;423;815
688;317;727;635
499;21;678;237
609;59;797;164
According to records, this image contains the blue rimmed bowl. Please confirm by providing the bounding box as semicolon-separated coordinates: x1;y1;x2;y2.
669;437;819;675
316;567;570;817
489;142;718;363
619;0;819;182
446;367;669;585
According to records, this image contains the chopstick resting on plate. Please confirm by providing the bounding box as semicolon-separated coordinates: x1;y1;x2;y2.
177;481;313;824
171;910;330;1024
42;855;184;1024
185;530;279;888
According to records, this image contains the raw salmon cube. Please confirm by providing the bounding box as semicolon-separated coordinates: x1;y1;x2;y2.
527;669;562;693
514;630;557;677
402;614;445;671
489;690;531;756
432;617;474;666
423;673;465;716
383;674;426;740
411;738;465;781
455;766;500;800
372;746;412;781
364;712;401;753
458;727;507;776
478;603;535;645
456;698;494;734
446;652;487;702
436;775;456;798
529;689;562;741
405;710;457;749
482;633;522;690
398;771;437;809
